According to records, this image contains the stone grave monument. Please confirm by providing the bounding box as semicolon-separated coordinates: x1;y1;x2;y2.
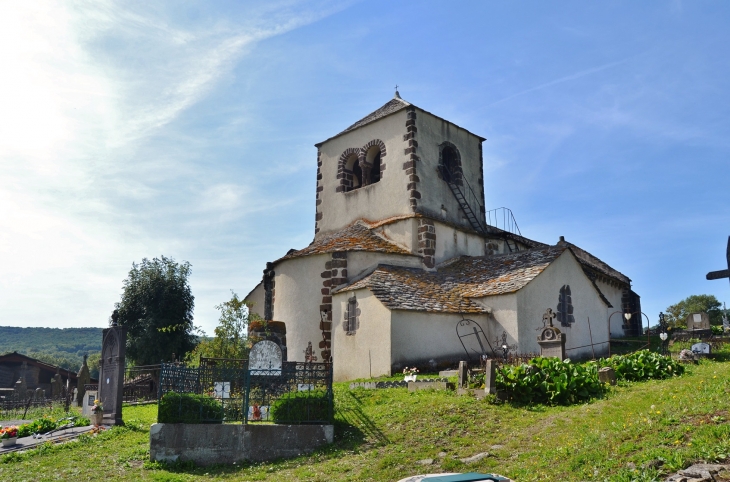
247;340;283;421
457;361;468;389
51;368;64;399
99;311;127;425
484;359;497;395
76;354;91;406
691;342;711;356
537;308;566;360
686;312;711;337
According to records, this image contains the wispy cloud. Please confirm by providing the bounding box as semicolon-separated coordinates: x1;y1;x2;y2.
0;1;346;328
487;58;632;107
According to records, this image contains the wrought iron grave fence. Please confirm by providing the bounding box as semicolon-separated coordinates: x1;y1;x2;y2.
157;360;332;425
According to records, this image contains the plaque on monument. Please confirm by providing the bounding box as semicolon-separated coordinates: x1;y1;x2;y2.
99;319;126;425
537;308;566;360
213;382;231;398
691;342;711;355
249;340;283;375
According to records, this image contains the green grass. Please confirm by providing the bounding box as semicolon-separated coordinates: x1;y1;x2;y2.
1;351;729;481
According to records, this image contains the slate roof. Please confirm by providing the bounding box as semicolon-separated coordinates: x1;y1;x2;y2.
276;222;413;263
563;241;631;285
334;246;569;313
337;96;411;137
315;93;485;146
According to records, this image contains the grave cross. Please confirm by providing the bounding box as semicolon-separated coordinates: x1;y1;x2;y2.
706;236;730;287
542;308;556;328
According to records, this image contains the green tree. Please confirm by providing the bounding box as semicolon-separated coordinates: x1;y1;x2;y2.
185;291;260;365
115;256;197;365
665;294;723;327
86;352;101;379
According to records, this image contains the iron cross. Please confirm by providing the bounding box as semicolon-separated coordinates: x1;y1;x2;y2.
706;236;730;287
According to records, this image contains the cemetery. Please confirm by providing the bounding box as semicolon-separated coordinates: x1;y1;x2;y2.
2;278;730;480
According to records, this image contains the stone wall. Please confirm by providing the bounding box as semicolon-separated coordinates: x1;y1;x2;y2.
150;423;334;466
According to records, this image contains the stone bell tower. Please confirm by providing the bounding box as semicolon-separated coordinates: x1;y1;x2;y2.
313;92;487;240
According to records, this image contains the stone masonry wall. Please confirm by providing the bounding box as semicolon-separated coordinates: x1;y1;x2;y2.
315;149;323;235
320;252;348;361
417;218;436;268
403;106;420;212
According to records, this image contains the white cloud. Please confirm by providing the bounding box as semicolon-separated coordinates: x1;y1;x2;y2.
0;1;345;329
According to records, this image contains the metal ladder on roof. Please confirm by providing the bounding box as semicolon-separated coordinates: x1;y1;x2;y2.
440;165;487;234
439;165;523;253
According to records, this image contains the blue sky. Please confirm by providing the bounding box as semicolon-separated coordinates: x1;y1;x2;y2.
1;1;729;335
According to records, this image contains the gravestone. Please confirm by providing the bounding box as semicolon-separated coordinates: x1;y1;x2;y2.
686;312;711;336
691;342;711;356
537;308;566;360
76;354;90;406
598;367;617;385
99;316;126;425
249;340;283;375
51;368;64;399
457;361;468;389
484;359;497;395
14;362;28;400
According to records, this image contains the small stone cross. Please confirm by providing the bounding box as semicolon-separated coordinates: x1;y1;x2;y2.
542;308;556;328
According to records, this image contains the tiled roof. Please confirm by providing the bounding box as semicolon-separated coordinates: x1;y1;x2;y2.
337;96;411;137
276;222;413;263
335;246;569;313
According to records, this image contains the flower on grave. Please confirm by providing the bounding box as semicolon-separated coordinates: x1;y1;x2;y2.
0;426;18;439
91;399;104;413
402;367;419;375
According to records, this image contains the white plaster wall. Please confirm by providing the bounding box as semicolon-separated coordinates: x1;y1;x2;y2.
469;293;519;355
244;282;265;318
331;288;392;381
433;220;486;263
596;280;627;338
372;218;418;253
390;311;492;368
415;110;485;227
516;252;611;359
346;251;422;283
317;110;410;237
272;254;330;363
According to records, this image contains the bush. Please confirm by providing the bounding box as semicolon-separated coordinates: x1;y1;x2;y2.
158;392;224;424
711;325;724;335
599;350;684;382
270;390;332;424
73;417;91;427
496;357;605;405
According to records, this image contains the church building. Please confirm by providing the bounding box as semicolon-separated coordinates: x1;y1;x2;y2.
246;92;641;381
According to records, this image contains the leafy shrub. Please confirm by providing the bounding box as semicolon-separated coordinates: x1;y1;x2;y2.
158;392;224;424
270;389;332;424
711;325;724;335
73;417;91;427
599;350;684;382
496;357;605;405
16;417;58;437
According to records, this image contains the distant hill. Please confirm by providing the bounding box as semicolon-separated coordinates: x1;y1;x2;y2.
0;326;103;372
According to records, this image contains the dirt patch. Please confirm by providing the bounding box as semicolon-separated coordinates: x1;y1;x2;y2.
681;410;728;426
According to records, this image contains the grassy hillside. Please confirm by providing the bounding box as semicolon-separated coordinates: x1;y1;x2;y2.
0;326;102;372
1;348;728;481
